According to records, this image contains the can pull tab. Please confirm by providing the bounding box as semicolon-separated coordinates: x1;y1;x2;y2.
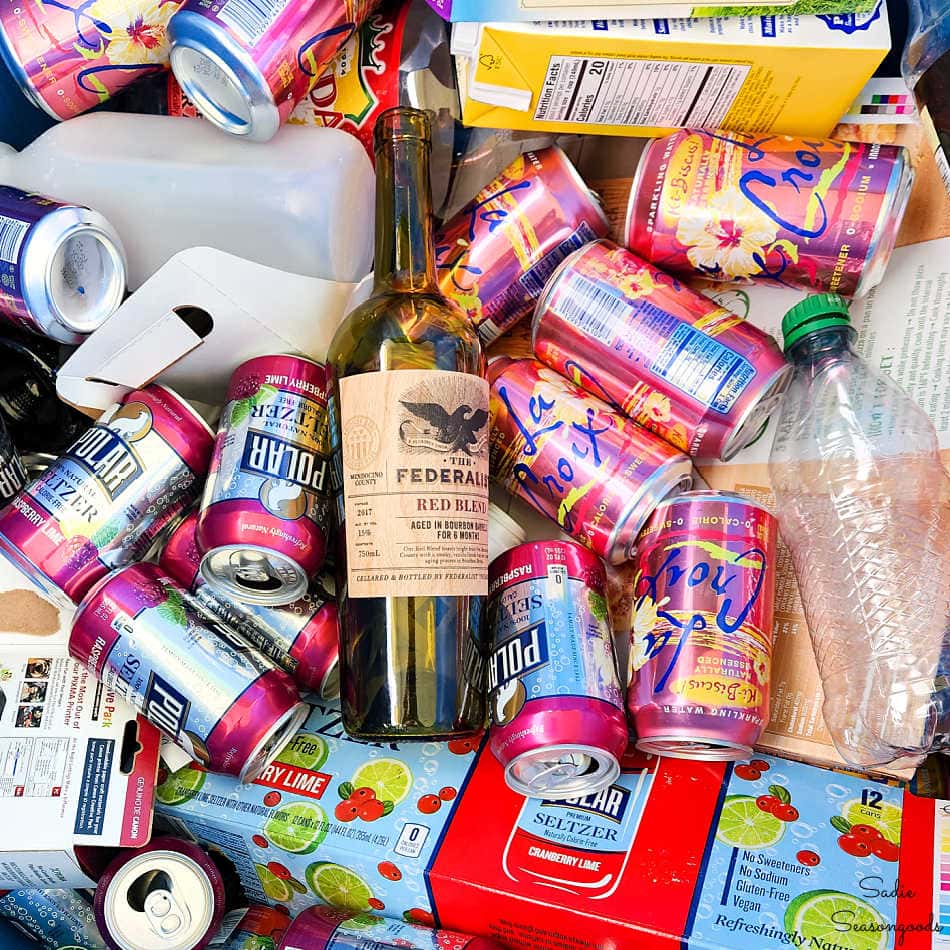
144;887;190;937
229;551;281;592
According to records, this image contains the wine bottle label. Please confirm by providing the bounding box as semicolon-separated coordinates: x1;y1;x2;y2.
340;369;490;598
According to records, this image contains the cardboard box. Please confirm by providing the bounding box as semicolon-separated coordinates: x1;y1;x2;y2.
0;650;160;889
451;7;890;138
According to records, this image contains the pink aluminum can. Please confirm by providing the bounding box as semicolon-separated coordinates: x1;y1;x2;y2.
167;0;378;141
279;904;503;950
488;540;628;800
489;357;692;565
627;490;777;761
71;562;307;781
197;354;332;607
533;240;791;461
435;146;609;347
625;129;913;298
162;511;340;698
0;0;180;119
0;384;213;604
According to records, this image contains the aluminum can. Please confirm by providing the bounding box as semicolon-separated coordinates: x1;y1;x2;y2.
489;357;692;565
0;414;25;505
70;562;308;780
533;240;791;461
0;384;214;604
162;511;340;698
223;906;290;949
0;0;179;119
0;186;126;343
435;147;608;347
278;904;503;950
198;355;332;607
93;837;225;950
627;490;777;760
167;0;378;142
487;540;628;800
626;130;913;298
0;888;104;948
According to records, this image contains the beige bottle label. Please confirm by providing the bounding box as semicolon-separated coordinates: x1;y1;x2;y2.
340;369;490;598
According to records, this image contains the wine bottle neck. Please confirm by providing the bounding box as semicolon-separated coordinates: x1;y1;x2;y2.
373;133;438;294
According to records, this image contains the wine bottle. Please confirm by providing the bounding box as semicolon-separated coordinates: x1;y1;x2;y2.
328;107;489;741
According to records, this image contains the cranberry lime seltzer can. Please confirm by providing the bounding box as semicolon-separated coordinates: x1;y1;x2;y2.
168;0;378;141
489;357;692;565
198;355;332;607
488;540;628;800
628;491;777;760
162;511;339;698
93;838;226;950
70;562;307;780
533;241;791;461
0;384;214;604
0;187;127;343
626;130;913;298
435;147;608;346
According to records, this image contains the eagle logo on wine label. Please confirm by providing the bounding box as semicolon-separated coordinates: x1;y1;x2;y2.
398;379;489;456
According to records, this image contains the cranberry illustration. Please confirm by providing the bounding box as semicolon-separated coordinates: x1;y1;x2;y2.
404;909;436;927
749;759;771;773
274;905;291;917
358;799;386;822
417;794;442;815
447;737;479;755
368;898;385;911
872;839;899;862
773;804;799;823
252;834;268;849
263;791;281;808
733;765;761;781
756;795;781;814
335;801;359;823
378;861;402;882
438;787;457;801
852;824;884;841
838;834;872;857
267;862;291;880
352;787;376;802
797;850;820;867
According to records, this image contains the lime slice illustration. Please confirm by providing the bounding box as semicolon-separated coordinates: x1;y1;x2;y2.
349;758;413;805
843;798;902;845
255;863;294;903
155;766;205;807
276;734;329;772
263;801;328;854
785;890;888;950
305;862;373;912
716;795;785;849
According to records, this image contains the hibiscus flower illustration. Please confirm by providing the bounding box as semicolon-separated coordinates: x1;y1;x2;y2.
675;187;778;280
616;266;657;300
629;591;671;674
643;391;672;423
87;0;174;66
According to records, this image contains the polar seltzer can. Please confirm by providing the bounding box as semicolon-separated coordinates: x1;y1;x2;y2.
93;837;226;950
0;384;214;604
198;355;332;606
488;540;627;800
533;240;791;461
489;357;692;565
0;187;127;343
435;147;608;346
162;511;340;698
70;562;307;780
168;0;378;141
625;130;913;298
0;888;104;949
628;491;777;760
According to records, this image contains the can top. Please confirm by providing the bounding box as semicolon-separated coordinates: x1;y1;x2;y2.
648;488;774;517
505;744;620;801
200;545;310;606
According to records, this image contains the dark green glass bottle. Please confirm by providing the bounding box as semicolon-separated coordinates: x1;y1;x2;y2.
328;107;489;741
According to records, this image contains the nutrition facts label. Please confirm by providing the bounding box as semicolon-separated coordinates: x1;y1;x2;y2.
0;736;67;797
533;56;750;128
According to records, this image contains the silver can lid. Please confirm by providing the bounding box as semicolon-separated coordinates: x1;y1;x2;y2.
320;656;341;701
505;744;620;801
200;543;309;605
240;700;309;783
636;735;752;761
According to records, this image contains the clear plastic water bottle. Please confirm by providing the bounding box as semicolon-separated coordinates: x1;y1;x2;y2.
769;293;950;769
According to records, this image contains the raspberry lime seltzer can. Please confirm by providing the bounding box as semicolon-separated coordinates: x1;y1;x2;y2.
168;0;378;141
161;511;340;698
488;540;628;800
70;562;307;780
533;240;791;461
0;0;180;119
625;130;913;298
198;355;333;607
627;491;777;760
435;147;608;347
93;838;226;950
489;357;692;565
0;384;214;604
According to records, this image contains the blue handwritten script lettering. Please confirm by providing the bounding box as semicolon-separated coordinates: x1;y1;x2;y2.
42;0;108;49
298;22;356;77
77;62;161;95
636;545;766;693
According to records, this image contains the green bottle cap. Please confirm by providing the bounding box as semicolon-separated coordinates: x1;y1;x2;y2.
781;293;852;351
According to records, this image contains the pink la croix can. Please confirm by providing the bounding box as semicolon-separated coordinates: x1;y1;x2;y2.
533;240;791;460
0;0;180;119
627;490;777;761
0;384;213;604
435;146;608;346
626;130;913;298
